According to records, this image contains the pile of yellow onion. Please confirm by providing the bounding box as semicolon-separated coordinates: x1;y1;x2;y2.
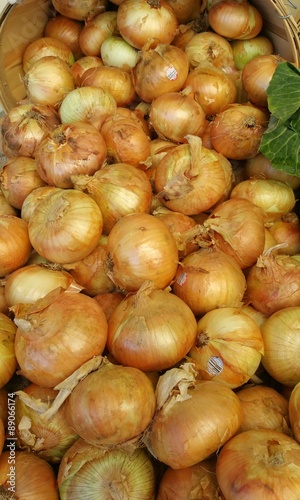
0;0;300;497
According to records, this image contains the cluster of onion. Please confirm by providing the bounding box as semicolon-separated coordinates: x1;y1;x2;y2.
0;0;300;497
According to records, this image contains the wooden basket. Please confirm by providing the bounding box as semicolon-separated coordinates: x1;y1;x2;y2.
0;0;299;112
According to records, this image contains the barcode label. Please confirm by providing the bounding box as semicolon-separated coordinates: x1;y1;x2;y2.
206;356;223;376
166;66;178;81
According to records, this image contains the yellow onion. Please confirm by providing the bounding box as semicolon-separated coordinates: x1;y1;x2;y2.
152;206;199;258
28;189;103;265
208;0;263;40
78;10;118;56
210;103;269;160
0;215;32;278
183;63;237;116
100;114;151;167
261;306;300;387
116;0;178;49
230;178;296;222
71;55;103;86
58;86;117;130
64;357;156;446
0;156;46;210
107;280;197;371
242;54;286;107
22;36;75;72
44;14;84;60
216;429;300;499
52;0;108;21
184;31;237;76
21;186;62;223
203;198;266;269
35;121;107;188
288;382;300;442
156;456;224;499
15;383;79;463
132;40;189;103
106;212;179;292
231;35;274;70
100;35;139;71
154;135;233;215
0;285;8;315
58;439;156;499
72;162;152;234
0;450;59;499
24;56;75;109
164;0;203;24
244;152;300;190
13;287;108;388
172;247;246;316
0;313;17;389
93;291;125;321
236;385;290;434
0;191;17;216
4;263;80;307
241;304;267;329
246;250;300;315
144;362;243;468
1;102;61;158
149;88;207;143
188;307;264;389
268;212;300;255
64;236;115;296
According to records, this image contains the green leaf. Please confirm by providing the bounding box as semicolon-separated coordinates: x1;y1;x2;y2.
267;62;300;122
259;113;300;176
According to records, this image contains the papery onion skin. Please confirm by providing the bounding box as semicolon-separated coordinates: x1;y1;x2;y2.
0;450;60;499
132;41;189;103
0;215;32;278
172;247;246;316
72;162;152;235
154;135;233;215
58;439;156;499
210;103;269;160
116;0;178;49
183;63;237;116
268;213;300;255
230;178;296;222
242;54;285;107
216;429;300;500
35;121;107;188
165;0;203;24
22;36;75;72
0;312;17;389
93;291;125;321
231;36;274;70
100;35;139;71
28;189;103;265
246;253;300;315
4;263;80;307
0;191;17;216
81;65;137;107
0;156;47;210
52;0;108;21
71;55;103;86
59;86;117;130
261;307;300;387
64;360;156;446
149;90;207;143
65;236;115;296
78;10;118;56
236;385;290;435
21;186;62;223
208;0;263;40
145;366;243;469
15;384;79;463
14;288;108;388
288;382;300;443
107;212;179;292
107;281;197;372
44;14;84;60
1;103;61;158
204;198;266;269
244;152;300;190
156;457;224;500
24;56;75;109
188;307;264;389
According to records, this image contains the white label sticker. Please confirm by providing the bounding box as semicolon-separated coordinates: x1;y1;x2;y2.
166;66;178;81
206;356;223;376
176;272;187;286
